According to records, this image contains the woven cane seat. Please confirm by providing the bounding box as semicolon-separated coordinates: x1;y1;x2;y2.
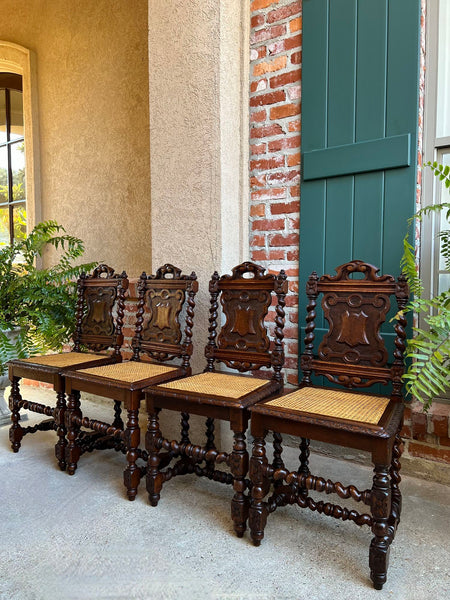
77;361;178;383
18;352;109;368
157;372;270;399
265;387;390;425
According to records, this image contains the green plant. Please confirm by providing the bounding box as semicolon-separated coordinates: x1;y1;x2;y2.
0;220;96;375
399;162;450;411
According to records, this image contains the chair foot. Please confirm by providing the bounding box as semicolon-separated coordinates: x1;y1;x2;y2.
253;539;261;547
148;493;160;507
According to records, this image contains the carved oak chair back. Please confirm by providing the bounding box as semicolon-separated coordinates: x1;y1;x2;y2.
8;264;129;469
73;264;128;357
142;262;288;537
205;262;287;381
247;261;409;590
131;264;198;368
300;260;409;398
62;264;199;500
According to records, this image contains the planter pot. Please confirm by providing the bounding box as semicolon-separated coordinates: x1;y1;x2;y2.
0;327;26;427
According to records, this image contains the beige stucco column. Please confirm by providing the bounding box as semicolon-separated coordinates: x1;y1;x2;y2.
148;0;250;373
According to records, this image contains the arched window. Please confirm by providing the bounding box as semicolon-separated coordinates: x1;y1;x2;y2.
0;72;25;244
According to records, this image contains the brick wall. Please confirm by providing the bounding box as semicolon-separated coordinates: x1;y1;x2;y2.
247;0;450;471
249;0;302;386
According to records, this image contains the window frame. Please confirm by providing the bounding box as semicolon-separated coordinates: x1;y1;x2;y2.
0;72;25;244
421;0;450;401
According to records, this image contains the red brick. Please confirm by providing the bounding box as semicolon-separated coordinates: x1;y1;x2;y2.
270;103;300;120
251;188;286;201
289;312;299;325
283;325;299;339
408;442;450;463
289;280;299;293
250;156;285;171
290;17;302;32
267;169;300;185
268;136;300;152
251;249;269;261
271;200;299;214
288;85;301;100
284;267;299;277
288;120;301;132
285;34;302;51
412;411;427;438
285;294;298;307
270;70;301;88
251;109;267;123
267;2;301;24
251;24;286;45
122;326;134;339
270;232;298;246
252;218;285;231
287;372;299;385
250;90;286;107
291;51;302;64
251;14;265;28
287;249;299;261
250;143;267;156
439;436;450;447
251;46;267;61
432;414;449;437
290;184;300;197
288;341;298;354
250;174;267;188
401;424;412;438
251;78;268;93
267;39;286;55
404;406;412;421
284;356;299;370
287;152;301;167
251;0;280;10
289;217;300;229
251;235;266;247
250;203;266;217
250;123;284;139
269;249;285;260
253;56;287;77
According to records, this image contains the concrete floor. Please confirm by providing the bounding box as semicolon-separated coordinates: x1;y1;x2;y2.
0;386;449;600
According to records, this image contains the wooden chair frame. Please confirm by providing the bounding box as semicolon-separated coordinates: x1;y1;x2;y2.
248;261;409;589
63;264;198;500
8;264;128;470
144;262;288;536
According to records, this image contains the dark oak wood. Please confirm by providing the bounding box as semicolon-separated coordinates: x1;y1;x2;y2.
8;264;128;469
248;261;409;590
143;261;288;536
63;264;198;501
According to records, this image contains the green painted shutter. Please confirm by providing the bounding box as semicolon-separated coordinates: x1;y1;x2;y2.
299;0;420;383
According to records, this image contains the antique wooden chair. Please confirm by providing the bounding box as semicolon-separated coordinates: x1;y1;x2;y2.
8;264;128;470
144;262;288;537
248;261;409;590
63;264;198;501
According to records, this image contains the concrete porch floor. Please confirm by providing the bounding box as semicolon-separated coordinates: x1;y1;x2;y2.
0;386;449;600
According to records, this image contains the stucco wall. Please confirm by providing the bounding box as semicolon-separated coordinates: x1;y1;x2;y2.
148;0;249;371
0;0;151;275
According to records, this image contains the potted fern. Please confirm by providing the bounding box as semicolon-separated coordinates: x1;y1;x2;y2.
400;162;450;411
0;220;96;423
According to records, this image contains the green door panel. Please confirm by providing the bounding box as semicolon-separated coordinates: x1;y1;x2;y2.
299;0;420;391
